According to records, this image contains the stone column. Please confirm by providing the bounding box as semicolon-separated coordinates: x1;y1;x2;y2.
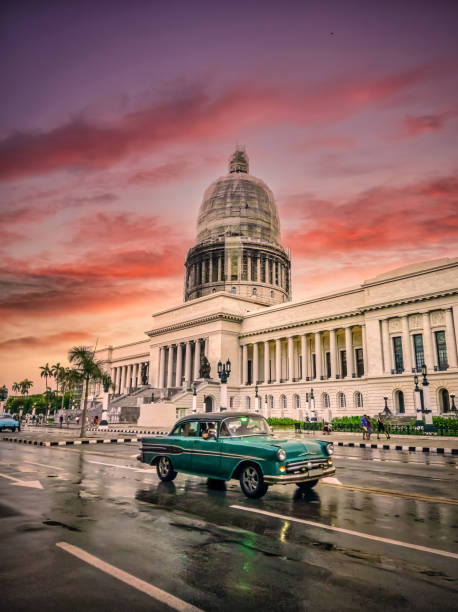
265;257;270;284
193;340;201;381
256;256;261;283
287;336;294;382
209;258;213;284
381;319;391;374
176;344;183;387
204;337;209;356
253;342;258;385
329;329;337;379
401;316;412;372
345;327;353;378
275;338;281;382
158;346;166;388
247;254;252;282
362;324;369;376
120;366;126;394
315;332;322;380
167;346;174;388
184;342;192;387
242;345;248;385
264;341;270;382
226;250;232;283
301;334;307;380
133;363;139;388
217;255;222;282
445;308;458;367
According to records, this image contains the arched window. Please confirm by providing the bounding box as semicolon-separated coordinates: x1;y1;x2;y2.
269;395;274;409
230;287;236;294
439;388;450;413
338;392;346;408
355;391;363;409
246;396;251;410
229;397;234;409
270;290;274;298
212;288;216;293
293;394;301;409
252;287;257;296
322;393;330;408
280;394;287;416
395;390;405;413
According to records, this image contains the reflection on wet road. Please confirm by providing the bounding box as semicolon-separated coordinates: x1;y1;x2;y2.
1;442;457;612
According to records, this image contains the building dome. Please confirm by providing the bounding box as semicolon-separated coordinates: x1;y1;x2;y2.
196;150;280;245
184;148;291;305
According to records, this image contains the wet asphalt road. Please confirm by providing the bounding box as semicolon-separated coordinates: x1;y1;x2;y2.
0;441;457;612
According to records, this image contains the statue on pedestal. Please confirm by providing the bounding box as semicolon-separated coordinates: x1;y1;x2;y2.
199;355;211;379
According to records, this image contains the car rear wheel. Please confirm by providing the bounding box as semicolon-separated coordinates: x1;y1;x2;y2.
239;464;268;498
296;479;319;490
156;456;177;482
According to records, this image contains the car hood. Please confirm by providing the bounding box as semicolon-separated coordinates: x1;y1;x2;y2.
226;435;327;458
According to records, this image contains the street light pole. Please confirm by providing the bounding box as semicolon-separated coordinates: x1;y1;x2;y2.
413;375;423;425
254;385;260;413
450;393;456;412
191;382;197;413
217;359;231;412
421;365;434;433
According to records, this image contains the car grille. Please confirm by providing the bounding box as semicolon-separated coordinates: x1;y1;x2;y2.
286;458;328;473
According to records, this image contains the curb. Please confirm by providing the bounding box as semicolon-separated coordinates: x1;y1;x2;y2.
87;428;167;435
1;436;138;447
336;441;457;454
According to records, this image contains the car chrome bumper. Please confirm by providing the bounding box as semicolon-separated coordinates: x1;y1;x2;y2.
264;466;335;484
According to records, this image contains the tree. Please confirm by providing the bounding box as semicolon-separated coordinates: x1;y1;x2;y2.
40;363;53;414
51;362;63;396
68;346;107;437
12;381;21;395
20;379;34;397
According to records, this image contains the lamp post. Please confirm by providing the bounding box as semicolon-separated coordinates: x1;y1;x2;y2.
310;388;316;422
191;382;197;413
254;384;260;413
264;394;268;416
450;393;456;412
421;365;434;433
413;375;423;425
305;392;310;420
217;359;231;412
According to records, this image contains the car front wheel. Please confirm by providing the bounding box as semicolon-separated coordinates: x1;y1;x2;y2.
239;464;268;498
156;456;177;482
296;479;319;490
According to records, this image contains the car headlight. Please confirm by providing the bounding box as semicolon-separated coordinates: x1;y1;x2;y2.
326;443;334;455
277;448;286;461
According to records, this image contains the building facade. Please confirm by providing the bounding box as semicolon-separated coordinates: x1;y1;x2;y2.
95;150;458;422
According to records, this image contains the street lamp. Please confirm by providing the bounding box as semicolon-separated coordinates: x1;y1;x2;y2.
310;388;316;422
217;359;231;412
450;393;456;412
264;394;268;416
413;375;423;425
191;382;197;413
254;384;260;413
420;365;434;432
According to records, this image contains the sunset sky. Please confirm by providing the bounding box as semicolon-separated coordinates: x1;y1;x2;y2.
1;0;457;392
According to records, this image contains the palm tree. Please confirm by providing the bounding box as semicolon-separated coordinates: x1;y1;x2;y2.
51;362;63;397
40;363;53;414
12;381;21;395
68;346;106;437
20;379;33;398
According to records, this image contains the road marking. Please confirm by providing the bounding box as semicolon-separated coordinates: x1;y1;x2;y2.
0;472;43;489
56;542;203;612
321;476;342;485
334;454;450;466
320;481;458;505
24;460;65;471
87;460;146;472
230;506;458;560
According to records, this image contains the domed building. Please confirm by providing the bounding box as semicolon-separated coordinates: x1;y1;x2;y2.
184;148;291;304
94;150;458;426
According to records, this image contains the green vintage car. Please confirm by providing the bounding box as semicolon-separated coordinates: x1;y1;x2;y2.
138;412;335;498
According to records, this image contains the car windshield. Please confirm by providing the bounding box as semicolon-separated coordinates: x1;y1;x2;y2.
0;414;12;419
221;415;271;437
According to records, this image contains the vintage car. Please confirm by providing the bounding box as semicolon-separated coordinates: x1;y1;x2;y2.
0;413;20;432
138;412;335;498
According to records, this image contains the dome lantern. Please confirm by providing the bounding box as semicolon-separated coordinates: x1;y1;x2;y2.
229;147;249;174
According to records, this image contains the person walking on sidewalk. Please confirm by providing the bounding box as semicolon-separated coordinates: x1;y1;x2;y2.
377;415;391;440
360;414;369;440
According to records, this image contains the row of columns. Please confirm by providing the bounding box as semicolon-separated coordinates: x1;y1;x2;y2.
241;325;363;385
188;251;289;290
111;361;149;395
380;309;458;373
157;338;209;389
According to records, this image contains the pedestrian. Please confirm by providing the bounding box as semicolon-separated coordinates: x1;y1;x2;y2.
59;414;63;429
377;415;390;440
365;415;373;440
93;415;99;426
360;414;368;440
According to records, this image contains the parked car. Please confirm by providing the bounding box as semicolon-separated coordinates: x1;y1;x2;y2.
97;419;109;431
137;412;335;498
0;413;21;432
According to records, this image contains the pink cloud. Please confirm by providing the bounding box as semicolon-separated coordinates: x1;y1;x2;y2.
401;108;458;137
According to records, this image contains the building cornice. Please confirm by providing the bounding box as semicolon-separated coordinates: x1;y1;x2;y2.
146;312;244;337
110;352;150;364
239;288;458;339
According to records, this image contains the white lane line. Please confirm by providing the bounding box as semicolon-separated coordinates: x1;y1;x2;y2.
334;454;450;466
24;460;65;471
56;542;202;612
87;460;146;472
230;505;458;560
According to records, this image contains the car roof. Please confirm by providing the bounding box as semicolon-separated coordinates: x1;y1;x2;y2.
175;411;263;424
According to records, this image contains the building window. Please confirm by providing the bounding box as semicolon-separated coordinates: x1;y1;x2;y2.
252;287;257;296
413;334;424;370
312;354;316;379
435;331;448;370
395;390;405;413
260;256;266;282
355;348;364;377
338;392;346;408
355;391;363;408
229;397;234;408
294;394;300;409
231;253;238;281
270;290;274;298
340;350;347;378
246;396;251;410
212;288;216;293
242;254;248;281
230;286;236;294
325;352;331;378
269;395;274;410
393;336;404;373
322;393;330;408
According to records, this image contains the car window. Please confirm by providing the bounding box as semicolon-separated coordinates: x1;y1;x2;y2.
172;421;199;437
219;422;230;437
222;415;270;436
199;422;217;439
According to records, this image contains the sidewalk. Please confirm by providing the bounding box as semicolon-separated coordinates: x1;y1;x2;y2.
278;429;458;454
